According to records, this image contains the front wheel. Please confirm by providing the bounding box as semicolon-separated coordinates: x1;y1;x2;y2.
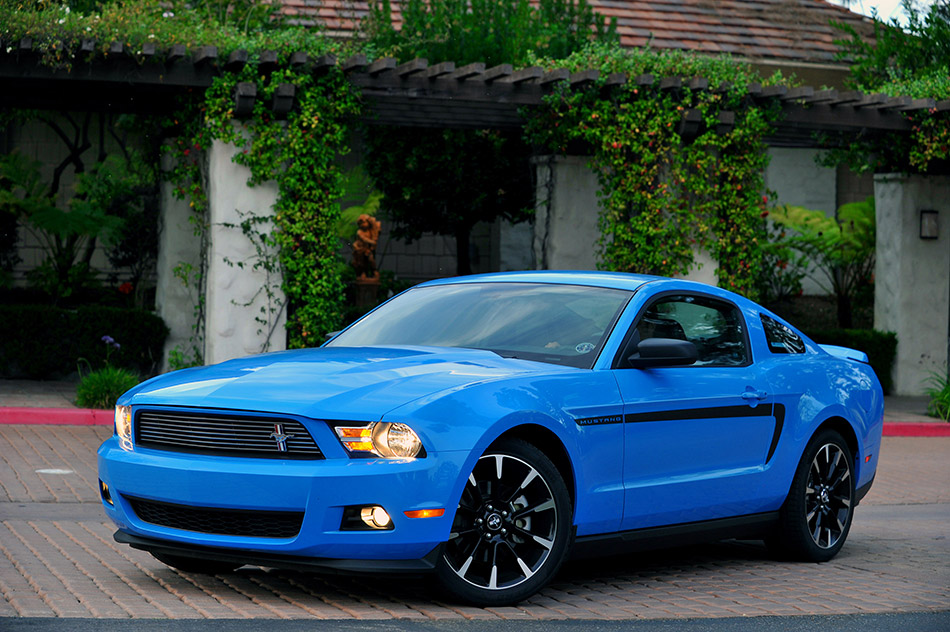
772;430;855;562
436;439;573;606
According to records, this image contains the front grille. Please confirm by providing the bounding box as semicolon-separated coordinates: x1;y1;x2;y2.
125;496;304;538
135;410;323;459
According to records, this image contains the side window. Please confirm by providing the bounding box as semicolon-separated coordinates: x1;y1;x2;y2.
631;295;749;367
760;313;806;354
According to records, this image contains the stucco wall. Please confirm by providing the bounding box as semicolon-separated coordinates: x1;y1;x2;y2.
156;150;202;372
874;174;950;395
764;147;837;295
204;138;286;365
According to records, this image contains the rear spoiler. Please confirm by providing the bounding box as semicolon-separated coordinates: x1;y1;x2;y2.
819;344;869;364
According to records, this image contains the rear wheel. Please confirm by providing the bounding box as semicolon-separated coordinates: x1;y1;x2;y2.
436;439;572;606
772;429;855;561
151;552;242;575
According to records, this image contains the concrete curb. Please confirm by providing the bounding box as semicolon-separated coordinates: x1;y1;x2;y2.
0;407;948;435
0;407;112;426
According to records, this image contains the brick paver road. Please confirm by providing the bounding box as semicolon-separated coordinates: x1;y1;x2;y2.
1;425;947;621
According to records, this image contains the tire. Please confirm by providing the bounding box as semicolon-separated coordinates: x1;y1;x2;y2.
151;552;242;575
436;438;573;606
772;429;855;562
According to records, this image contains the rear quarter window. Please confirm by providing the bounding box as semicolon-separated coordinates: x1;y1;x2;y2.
761;313;806;354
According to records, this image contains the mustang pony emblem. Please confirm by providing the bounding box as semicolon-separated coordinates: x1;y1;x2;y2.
269;424;295;452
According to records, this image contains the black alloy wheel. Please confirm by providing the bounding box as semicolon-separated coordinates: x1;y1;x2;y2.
772;429;855;562
437;438;572;606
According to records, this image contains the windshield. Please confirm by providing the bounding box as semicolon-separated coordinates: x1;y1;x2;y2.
327;282;632;368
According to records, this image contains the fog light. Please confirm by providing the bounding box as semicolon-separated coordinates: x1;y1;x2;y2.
341;505;394;531
99;479;113;506
361;506;392;529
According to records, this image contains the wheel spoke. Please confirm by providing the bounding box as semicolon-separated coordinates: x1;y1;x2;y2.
515;498;555;519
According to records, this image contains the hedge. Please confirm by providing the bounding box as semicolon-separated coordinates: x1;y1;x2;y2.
0;305;169;379
804;328;898;395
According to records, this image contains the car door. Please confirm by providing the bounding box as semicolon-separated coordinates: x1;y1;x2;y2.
613;292;780;530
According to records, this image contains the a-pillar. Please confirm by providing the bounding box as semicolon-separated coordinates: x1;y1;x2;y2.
874;174;950;395
204;137;286;365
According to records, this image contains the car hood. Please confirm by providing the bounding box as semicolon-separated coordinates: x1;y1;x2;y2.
123;346;572;420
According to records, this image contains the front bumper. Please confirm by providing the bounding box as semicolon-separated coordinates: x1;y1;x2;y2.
98;435;466;563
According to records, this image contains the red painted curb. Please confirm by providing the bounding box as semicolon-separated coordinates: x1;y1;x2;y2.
882;422;950;437
0;407;113;426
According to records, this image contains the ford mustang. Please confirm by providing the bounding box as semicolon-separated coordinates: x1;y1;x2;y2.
98;271;883;605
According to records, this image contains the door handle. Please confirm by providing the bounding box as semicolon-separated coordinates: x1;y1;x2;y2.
741;390;768;401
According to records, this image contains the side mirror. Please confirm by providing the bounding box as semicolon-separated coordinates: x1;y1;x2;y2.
628;337;698;368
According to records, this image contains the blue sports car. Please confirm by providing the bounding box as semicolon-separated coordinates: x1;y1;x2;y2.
98;271;883;605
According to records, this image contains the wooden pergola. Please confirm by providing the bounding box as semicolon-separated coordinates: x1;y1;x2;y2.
3;41;947;147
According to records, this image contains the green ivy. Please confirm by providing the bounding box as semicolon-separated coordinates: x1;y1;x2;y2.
199;60;361;348
525;43;783;299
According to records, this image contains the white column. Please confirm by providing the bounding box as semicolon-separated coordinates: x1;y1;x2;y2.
156;148;203;372
874;174;950;395
205;136;286;365
532;155;602;270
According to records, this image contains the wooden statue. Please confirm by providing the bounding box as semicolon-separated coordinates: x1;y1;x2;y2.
352;213;381;281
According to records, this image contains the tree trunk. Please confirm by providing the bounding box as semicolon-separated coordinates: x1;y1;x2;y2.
836;291;853;329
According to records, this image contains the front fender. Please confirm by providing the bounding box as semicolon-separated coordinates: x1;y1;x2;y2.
383;370;625;537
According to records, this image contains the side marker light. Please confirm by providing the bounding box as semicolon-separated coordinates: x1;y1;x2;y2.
404;508;445;519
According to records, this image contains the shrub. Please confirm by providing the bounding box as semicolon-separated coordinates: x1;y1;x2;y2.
76;366;141;409
924;372;950;421
0;304;168;379
803;329;897;395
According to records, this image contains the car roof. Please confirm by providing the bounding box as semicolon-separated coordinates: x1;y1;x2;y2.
417;270;661;292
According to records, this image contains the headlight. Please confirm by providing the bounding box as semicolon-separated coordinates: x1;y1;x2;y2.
334;421;424;458
114;405;132;450
372;422;423;458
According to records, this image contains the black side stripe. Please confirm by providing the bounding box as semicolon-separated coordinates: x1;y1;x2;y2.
766;404;785;464
622;404;786;465
624;405;771;424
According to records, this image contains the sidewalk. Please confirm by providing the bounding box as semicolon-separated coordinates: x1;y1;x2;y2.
0;379;947;435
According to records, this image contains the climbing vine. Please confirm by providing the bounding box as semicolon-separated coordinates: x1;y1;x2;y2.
525;43;783;299
196;60;362;348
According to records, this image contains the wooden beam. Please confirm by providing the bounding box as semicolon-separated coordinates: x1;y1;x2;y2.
272;83;295;118
425;61;455;79
290;51;308;67
108;41;124;56
479;64;513;83
937;99;950;112
446;62;485;80
224;49;248;72
759;85;788;99
167;44;187;63
367;57;397;76
498;66;542;84
678;109;702;137
314;54;337;72
19;37;33;53
259;50;278;72
395;58;428;77
868;95;912;110
687;77;709;91
659;76;681;91
539;68;569;86
603;72;626;88
900;97;937;112
829;90;864;106
234;82;256;118
141;42;157;60
194;46;217;66
342;54;368;73
717;111;736;135
80;39;95;54
803;89;838;104
780;86;814;101
569;69;598;89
